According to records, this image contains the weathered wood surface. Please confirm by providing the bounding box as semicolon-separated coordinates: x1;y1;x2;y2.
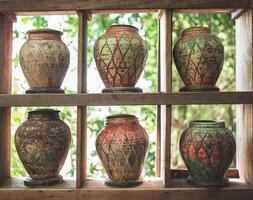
159;9;172;187
0;13;13;183
236;9;253;186
0;92;252;106
0;0;250;12
0;179;252;200
76;11;89;188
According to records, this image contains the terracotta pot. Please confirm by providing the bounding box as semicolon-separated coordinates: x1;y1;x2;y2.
96;114;149;187
94;25;148;93
15;109;71;186
173;27;224;92
179;120;236;186
19;29;70;94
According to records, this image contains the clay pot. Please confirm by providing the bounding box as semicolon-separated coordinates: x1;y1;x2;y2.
94;25;148;93
96;114;149;187
19;29;70;93
15;109;71;186
173;27;224;92
179;120;236;186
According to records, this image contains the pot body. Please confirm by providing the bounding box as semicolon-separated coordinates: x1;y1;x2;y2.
179;120;236;186
94;25;148;88
19;29;70;90
96;114;149;181
15;109;71;180
173;27;224;90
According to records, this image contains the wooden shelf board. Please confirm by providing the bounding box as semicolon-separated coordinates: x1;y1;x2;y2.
0;0;250;12
83;177;164;189
0;178;252;200
14;8;233;16
0;177;76;189
0;92;252;106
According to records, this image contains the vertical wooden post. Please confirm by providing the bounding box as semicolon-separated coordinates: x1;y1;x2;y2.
156;15;161;177
159;9;172;187
76;10;89;188
0;13;15;183
236;9;253;186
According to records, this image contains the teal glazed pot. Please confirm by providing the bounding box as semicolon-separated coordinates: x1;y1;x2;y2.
179;120;236;186
173;27;224;92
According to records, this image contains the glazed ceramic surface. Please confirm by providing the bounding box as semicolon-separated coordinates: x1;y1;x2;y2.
173;27;224;91
96;114;149;183
15;109;71;180
94;25;147;89
179;120;236;186
19;29;70;92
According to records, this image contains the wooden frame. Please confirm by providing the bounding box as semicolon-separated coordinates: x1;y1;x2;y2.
0;1;252;200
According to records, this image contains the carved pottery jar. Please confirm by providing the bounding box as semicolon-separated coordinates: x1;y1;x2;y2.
94;25;148;93
96;114;149;187
19;29;70;94
179;120;236;186
173;27;224;92
15;109;71;186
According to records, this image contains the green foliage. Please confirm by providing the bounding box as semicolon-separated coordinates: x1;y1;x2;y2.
11;13;235;178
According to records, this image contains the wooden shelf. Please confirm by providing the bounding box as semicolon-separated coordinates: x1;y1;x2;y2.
0;177;76;189
0;92;252;107
0;178;252;200
0;0;250;12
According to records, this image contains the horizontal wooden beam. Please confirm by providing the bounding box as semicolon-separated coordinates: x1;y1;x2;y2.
0;92;252;107
0;0;251;12
0;179;252;200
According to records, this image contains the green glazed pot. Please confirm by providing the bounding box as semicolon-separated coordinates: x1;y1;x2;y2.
173;27;224;92
179;120;236;186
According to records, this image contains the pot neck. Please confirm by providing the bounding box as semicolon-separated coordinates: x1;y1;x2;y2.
182;27;211;37
105;25;139;34
105;114;139;125
28;109;60;120
28;29;62;41
189;120;225;128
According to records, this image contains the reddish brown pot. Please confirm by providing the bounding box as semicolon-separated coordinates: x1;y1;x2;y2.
15;109;71;186
19;29;70;94
94;25;148;93
96;114;149;187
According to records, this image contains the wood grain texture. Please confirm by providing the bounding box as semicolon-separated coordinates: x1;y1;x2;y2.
76;11;89;188
0;179;252;200
0;13;13;183
0;0;250;12
236;9;253;186
159;9;172;187
0;92;252;106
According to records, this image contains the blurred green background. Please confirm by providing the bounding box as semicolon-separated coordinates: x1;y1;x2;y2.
11;12;236;178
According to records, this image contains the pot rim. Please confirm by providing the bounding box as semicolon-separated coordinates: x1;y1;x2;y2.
182;27;210;35
106;114;137;119
28;109;60;114
189;120;225;128
107;24;139;31
27;29;63;35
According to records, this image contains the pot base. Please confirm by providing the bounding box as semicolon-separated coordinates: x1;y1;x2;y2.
180;86;219;92
105;178;143;187
26;88;65;94
187;175;229;187
24;175;63;187
102;87;143;93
